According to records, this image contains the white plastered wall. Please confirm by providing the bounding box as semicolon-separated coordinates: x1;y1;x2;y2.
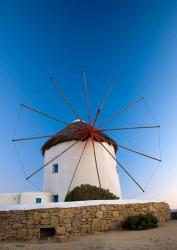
43;139;121;201
20;192;52;204
0;193;20;205
0;192;52;205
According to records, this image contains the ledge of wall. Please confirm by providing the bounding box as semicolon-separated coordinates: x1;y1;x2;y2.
0;202;171;241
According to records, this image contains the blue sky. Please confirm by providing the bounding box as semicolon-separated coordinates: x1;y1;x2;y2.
0;0;177;208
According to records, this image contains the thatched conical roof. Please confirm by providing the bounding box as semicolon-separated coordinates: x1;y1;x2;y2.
41;120;118;155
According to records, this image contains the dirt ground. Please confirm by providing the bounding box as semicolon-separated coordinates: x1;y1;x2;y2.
0;220;177;250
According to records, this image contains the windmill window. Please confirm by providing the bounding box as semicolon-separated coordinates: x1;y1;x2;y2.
53;195;59;202
36;197;42;203
52;163;58;173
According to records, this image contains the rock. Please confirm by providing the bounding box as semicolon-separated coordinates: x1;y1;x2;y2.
91;219;100;232
40;218;49;225
32;212;40;220
12;224;23;229
56;226;65;234
41;213;48;218
113;211;119;218
95;211;103;218
101;205;106;211
50;216;58;225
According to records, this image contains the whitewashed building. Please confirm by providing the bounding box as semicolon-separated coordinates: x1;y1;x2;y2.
0;120;121;205
0;192;52;205
42;120;121;202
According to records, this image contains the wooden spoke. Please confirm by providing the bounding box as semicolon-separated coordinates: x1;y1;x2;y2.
92;109;101;128
83;72;92;126
21;104;83;130
97;96;144;129
12;130;88;143
117;161;144;192
92;78;117;127
94;134;144;192
26;140;80;180
12;135;52;142
100;125;160;132
91;134;101;188
66;138;89;194
118;144;161;162
95;135;161;162
49;77;86;129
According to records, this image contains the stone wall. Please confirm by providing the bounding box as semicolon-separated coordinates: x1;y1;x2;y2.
0;202;171;241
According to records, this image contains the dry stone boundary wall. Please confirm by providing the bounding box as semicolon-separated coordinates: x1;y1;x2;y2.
0;202;171;241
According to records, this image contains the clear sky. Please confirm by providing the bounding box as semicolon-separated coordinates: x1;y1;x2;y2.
0;0;177;208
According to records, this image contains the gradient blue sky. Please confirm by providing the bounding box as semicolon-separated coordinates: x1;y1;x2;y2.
0;0;177;208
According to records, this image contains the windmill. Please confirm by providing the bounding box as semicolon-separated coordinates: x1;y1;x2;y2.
12;73;161;202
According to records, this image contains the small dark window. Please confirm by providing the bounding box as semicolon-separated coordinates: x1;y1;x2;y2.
36;198;41;203
53;195;58;202
40;228;56;239
52;163;58;173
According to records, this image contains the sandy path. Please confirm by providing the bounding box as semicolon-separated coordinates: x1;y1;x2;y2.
0;220;176;250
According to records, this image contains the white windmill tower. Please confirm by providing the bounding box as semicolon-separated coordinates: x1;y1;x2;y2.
41;120;121;202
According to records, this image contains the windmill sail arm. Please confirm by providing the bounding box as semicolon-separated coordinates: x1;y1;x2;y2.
97;96;144;129
92;78;117;127
91;134;101;187
100;125;160;132
94;134;144;192
96;135;161;162
26;140;79;180
118;144;161;162
21;104;82;130
12;135;52;142
12;130;86;142
49;77;86;129
83;72;92;126
66;138;89;194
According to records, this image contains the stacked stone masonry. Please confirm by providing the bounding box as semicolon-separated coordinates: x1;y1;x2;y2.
0;202;171;241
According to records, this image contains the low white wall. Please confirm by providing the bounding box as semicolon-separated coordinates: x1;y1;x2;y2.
0;192;52;205
0;193;20;205
20;192;52;204
0;199;162;211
